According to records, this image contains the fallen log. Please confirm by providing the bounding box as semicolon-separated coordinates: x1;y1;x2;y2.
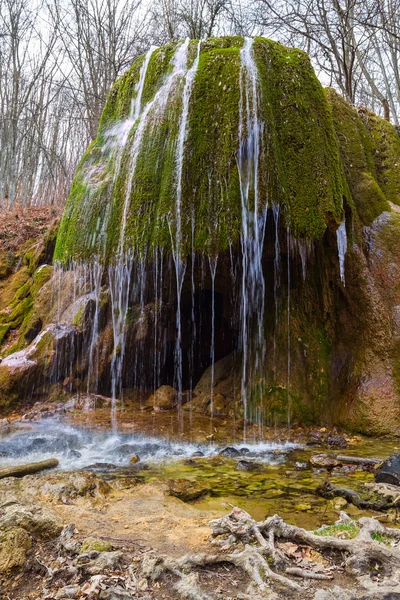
316;480;396;510
336;455;382;466
0;458;59;480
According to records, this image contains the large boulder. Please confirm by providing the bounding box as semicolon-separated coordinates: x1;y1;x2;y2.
146;385;177;411
375;453;400;486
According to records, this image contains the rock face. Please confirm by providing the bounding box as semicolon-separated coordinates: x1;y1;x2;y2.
375;453;400;486
1;37;400;435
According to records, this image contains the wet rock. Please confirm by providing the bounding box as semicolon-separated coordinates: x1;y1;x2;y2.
332;496;348;510
67;449;82;459
184;392;234;417
80;536;113;553
235;460;262;472
375;453;400;486
306;431;323;446
113;444;137;456
0;527;32;572
240;447;250;454
146;385;177;411
294;503;312;511
0;503;63;538
129;454;140;464
168;479;209;502
309;454;341;470
99;588;134;600
192;451;204;457
219;446;240;458
83;463;118;471
325;435;348;449
194;354;234;397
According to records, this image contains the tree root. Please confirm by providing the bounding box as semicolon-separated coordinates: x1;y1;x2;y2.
140;506;400;599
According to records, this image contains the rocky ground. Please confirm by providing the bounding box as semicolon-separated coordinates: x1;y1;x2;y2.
1;467;400;600
1;402;400;599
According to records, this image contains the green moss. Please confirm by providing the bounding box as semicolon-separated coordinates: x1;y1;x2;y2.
254;41;344;237
80;536;113;553
314;522;359;538
326;89;390;225
55;36;347;265
361;110;400;205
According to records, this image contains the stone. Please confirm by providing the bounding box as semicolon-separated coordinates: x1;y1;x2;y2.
0;527;32;572
80;536;113;553
129;454;140;464
309;454;341;470
99;588;134;600
294;503;312;511
146;385;177;410
325;435;348;449
76;551;124;575
0;503;62;538
168;479;209;502
192;451;204;457
194;354;233;397
57;585;81;599
235;460;262;472
375;453;400;486
219;446;240;458
332;496;348;510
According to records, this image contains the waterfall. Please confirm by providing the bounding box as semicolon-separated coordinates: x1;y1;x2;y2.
209;256;218;411
107;40;190;428
238;37;267;431
273;204;280;373
172;40;201;411
337;220;347;285
286;226;291;427
131;45;158;121
86;259;103;394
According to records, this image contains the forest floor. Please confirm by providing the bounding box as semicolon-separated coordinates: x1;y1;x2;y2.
0;205;61;256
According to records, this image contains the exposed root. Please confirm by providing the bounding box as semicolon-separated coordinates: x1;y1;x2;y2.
140;506;400;599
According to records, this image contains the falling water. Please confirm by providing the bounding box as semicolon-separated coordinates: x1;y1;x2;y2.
286;226;291;427
337;220;347;285
172;40;200;411
209;256;218;412
273;204;281;373
107;41;190;429
86;259;104;394
131;46;158;120
238;37;267;433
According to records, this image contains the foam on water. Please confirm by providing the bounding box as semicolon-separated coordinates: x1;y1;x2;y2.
0;418;299;471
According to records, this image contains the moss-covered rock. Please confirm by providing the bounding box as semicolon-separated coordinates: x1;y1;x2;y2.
0;527;32;573
80;536;113;553
54;37;346;264
326;89;391;225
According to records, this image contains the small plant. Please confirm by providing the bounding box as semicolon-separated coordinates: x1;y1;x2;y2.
371;531;393;546
314;523;359;539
